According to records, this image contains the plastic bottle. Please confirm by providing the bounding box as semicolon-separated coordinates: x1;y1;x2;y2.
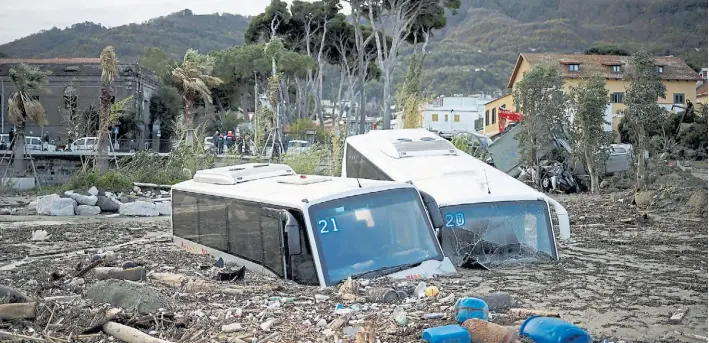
455;297;490;323
519;316;592;343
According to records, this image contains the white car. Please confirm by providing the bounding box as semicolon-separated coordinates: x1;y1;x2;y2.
286;140;311;155
71;137;98;151
25;136;42;151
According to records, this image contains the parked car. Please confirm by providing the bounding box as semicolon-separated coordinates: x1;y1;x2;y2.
204;137;215;152
71;137;98;151
286;140;311;155
0;134;9;150
25;136;43;151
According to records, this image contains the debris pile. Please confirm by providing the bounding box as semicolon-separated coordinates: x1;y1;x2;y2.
25;185;172;217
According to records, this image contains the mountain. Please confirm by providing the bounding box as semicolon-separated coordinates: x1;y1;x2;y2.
1;1;706;95
0;9;250;61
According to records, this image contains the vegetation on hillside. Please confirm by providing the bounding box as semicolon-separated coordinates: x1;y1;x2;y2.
0;0;704;97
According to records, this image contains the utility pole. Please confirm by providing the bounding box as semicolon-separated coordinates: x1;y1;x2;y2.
1;75;5;133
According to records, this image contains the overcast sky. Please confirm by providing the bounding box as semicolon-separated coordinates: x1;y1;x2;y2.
0;0;279;44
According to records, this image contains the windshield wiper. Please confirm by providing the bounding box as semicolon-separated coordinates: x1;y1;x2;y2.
350;261;423;280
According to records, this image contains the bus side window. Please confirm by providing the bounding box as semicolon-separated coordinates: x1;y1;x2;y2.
172;190;200;243
227;201;263;264
198;194;228;251
260;212;285;277
288;210;318;286
345;144;391;181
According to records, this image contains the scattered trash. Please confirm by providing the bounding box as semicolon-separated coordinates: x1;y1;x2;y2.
30;229;50;241
423;312;445;319
425;285;440;297
456;297;490;323
423;324;471;343
392;306;408;326
462;318;518;343
215;266;246;281
519;316;592;343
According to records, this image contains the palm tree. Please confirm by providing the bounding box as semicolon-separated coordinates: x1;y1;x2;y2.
171;49;223;145
97;46;118;171
7;63;50;175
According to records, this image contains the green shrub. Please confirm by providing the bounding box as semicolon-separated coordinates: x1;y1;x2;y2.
64;170;132;192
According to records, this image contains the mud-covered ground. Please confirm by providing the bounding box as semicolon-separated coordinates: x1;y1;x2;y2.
0;173;706;342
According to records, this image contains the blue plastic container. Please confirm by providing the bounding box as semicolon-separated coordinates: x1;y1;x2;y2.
422;324;471;343
519;316;592;343
454;297;489;323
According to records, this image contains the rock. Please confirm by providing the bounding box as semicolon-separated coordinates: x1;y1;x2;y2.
0;207;14;215
0;285;29;303
85;279;170;314
119;195;138;203
160;190;169;196
69;193;98;206
30;230;50;241
37;194;77;216
88;186;99;196
475;292;516;312
96;196;121;213
648;172;659;185
68;278;85;287
76;205;101;216
133;186;141;193
119;201;159;217
64;190;74;196
687;190;708;212
684;149;697;159
599;179;610;189
634;191;655;207
155;201;171;216
221;323;244;333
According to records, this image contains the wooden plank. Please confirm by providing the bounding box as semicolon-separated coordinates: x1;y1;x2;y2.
0;302;36;320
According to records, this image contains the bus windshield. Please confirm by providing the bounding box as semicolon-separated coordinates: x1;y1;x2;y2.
308;188;443;286
439;200;557;267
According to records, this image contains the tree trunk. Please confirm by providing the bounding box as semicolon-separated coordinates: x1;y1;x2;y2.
12;121;26;176
585;148;598;194
635;126;647;192
184;97;194;147
383;72;392;129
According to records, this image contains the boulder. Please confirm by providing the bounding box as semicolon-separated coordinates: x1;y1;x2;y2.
96;196;121;213
37;194;76;216
119;201;159;217
599;179;610;189
155;201;172;216
684;149;697;159
85;279;171;314
634;191;655;207
88;186;99;196
69;193;98;206
76;205;101;216
687;190;708;212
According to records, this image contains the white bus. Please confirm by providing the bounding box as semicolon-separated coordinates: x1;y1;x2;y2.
171;163;455;287
342;129;571;268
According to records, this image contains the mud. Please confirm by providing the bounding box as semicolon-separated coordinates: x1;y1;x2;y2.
0;192;706;342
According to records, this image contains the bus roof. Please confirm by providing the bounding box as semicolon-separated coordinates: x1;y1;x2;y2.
345;129;547;206
172;163;413;209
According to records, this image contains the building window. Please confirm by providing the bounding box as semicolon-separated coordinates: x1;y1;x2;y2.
444;114;449;122
485;110;489;126
673;93;685;104
454;114;460;122
491;108;497;124
611;65;621;73
474;118;484;131
568;64;580;72
657;66;664;73
611;92;624;103
431;114;439;122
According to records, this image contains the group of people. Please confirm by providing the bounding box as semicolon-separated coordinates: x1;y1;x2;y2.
212;130;249;154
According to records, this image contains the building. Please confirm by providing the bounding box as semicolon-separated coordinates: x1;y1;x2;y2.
697;68;708;105
415;95;492;138
482;53;699;138
0;58;159;147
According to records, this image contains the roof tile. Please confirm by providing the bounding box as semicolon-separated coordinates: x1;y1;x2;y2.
515;53;699;86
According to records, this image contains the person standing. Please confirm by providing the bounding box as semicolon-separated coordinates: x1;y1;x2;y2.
212;130;221;154
8;128;15;151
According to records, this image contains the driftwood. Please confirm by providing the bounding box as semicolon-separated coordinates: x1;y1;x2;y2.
507;308;560;318
0;330;47;342
43;295;82;303
133;182;172;190
103;321;175;343
0;302;36;320
75;258;103;277
94;266;146;281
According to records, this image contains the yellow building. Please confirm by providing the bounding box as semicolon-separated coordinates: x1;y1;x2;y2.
697;83;707;105
482;53;699;137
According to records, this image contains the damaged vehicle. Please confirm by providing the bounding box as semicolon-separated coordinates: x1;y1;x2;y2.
342;129;569;269
171;163;455;287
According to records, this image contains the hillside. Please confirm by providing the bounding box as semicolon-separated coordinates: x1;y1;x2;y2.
0;1;706;95
0;9;250;61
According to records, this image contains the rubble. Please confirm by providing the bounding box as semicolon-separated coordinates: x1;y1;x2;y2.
0;185;706;342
